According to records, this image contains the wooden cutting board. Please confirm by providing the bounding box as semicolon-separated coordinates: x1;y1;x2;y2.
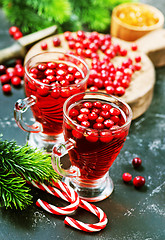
24;30;165;120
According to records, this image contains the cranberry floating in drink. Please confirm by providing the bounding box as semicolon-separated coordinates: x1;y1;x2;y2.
52;91;132;202
14;52;89;152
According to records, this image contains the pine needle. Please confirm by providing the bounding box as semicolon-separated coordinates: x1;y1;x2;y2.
0;137;62;209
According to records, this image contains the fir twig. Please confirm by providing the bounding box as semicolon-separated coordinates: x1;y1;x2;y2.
0;137;61;210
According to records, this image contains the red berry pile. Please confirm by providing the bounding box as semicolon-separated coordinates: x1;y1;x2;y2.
27;62;83;97
122;157;145;188
0;60;24;94
68;100;126;143
45;30;142;97
9;26;23;40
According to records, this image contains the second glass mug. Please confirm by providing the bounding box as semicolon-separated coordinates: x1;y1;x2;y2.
14;51;89;152
51;91;132;202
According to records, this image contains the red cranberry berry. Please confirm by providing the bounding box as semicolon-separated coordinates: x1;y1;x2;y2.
133;176;145;188
11;76;22;86
132;157;142;168
0;65;6;74
122;173;132;182
9;26;20;36
41;42;48;50
13;31;23;40
2;84;12;94
53;37;61;47
131;43;138;51
0;74;10;84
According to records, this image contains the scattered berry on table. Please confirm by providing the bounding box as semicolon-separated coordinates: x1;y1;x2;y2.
133;176;145;188
122;172;132;182
132;157;142;168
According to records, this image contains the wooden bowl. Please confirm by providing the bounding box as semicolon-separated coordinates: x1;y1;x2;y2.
111;3;164;41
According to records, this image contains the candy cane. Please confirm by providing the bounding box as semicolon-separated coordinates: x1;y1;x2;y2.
30;180;80;215
64;199;108;232
28;180;108;232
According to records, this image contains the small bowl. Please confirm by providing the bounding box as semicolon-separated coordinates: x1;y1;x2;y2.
111;3;164;41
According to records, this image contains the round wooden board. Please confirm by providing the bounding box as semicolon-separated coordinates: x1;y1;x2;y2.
25;33;155;120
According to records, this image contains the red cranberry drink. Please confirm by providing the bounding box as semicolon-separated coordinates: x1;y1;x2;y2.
14;52;89;152
52;91;132;202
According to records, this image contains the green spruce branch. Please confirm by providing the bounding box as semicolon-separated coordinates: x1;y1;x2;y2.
2;0;137;34
0;137;61;210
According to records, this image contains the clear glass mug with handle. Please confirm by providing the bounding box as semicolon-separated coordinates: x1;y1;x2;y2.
14;51;89;152
51;91;132;202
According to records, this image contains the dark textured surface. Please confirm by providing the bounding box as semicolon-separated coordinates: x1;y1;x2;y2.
0;1;165;239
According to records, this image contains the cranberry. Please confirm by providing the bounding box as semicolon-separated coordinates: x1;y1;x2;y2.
15;66;24;77
13;31;23;40
44;69;55;76
104;119;114;128
88;112;98;121
135;56;141;63
122;173;132;182
60;88;70;98
109;107;120;116
65;74;74;82
133;176;145;188
110;115;119;124
60;79;69;87
42;79;50;84
86;131;99;142
47;62;57;69
120;48;127;56
106;86;114;94
132;157;142;168
37;63;47;71
9;26;20;36
115;86;125;96
11;76;21;86
69;108;79;117
102;104;111;111
77;114;88;122
46;75;56;82
68;66;77;74
56;69;67;77
77;30;85;39
2;84;11;94
100;131;113;143
37;85;49;96
100;110;110;119
131;43;138;51
96;116;104;123
74;71;82;79
72;129;83;139
80;108;90;115
0;74;10;84
83;101;93;109
81;120;90;127
41;42;48;50
134;63;141;71
51;88;60;98
0;65;6;74
93;123;104;130
93;101;102;109
90;86;98;92
53;37;61;47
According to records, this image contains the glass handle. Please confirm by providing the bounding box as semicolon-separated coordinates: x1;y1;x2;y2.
14;95;41;133
51;138;80;178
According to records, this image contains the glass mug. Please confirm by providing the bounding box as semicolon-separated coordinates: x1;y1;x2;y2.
14;52;89;152
51;91;132;202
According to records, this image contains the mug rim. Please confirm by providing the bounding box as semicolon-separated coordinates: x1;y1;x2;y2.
24;51;90;89
63;91;133;133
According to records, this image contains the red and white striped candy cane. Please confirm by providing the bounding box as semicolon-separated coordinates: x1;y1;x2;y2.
29;180;108;232
64;199;108;232
30;180;80;215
